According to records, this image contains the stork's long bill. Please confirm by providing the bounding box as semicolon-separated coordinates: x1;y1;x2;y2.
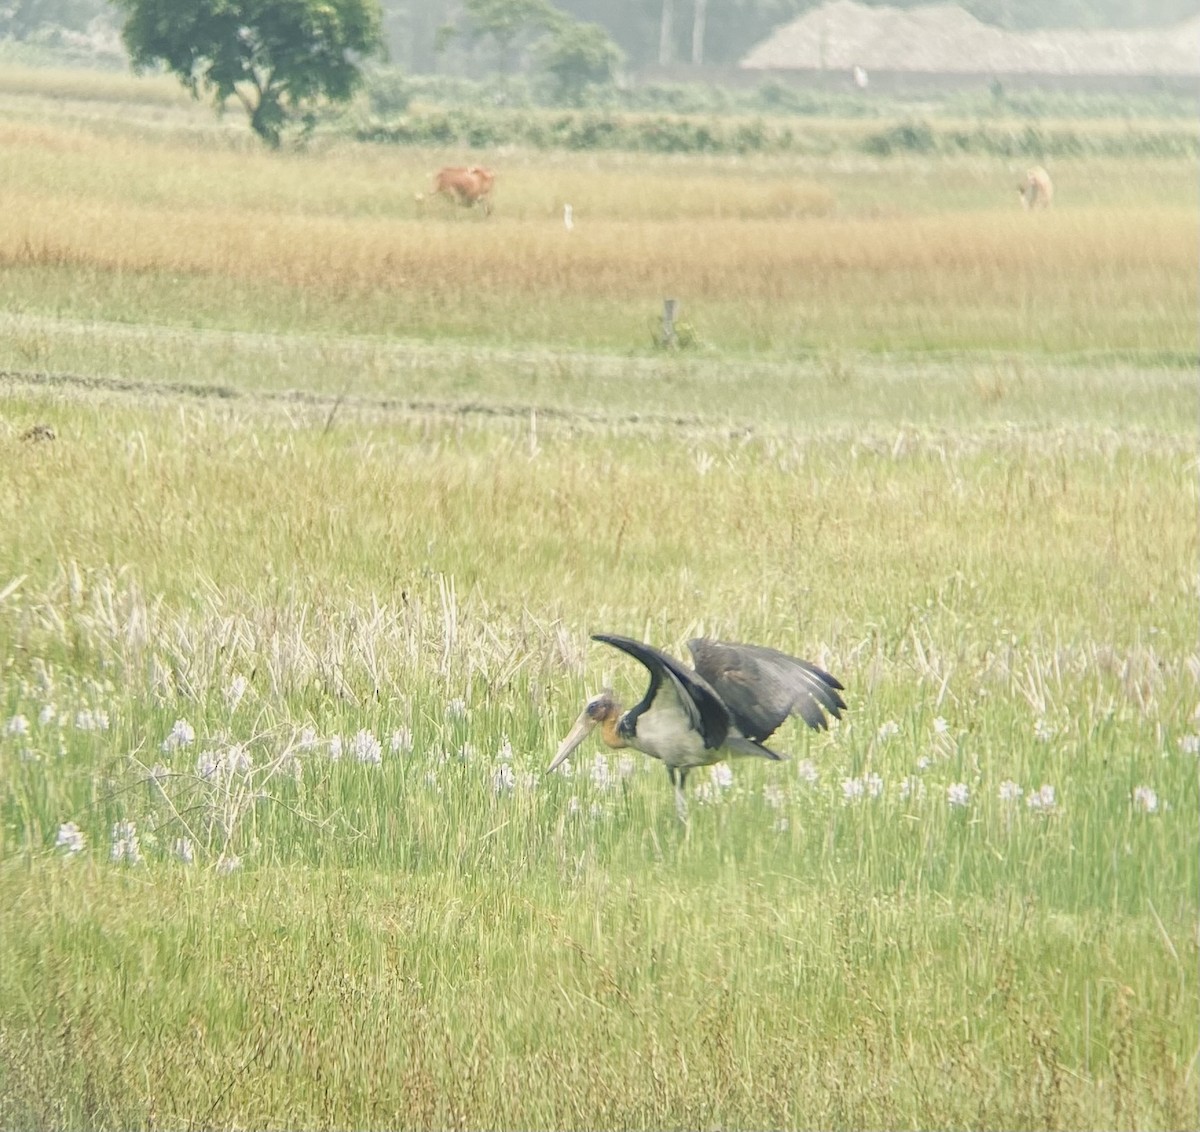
548;691;625;771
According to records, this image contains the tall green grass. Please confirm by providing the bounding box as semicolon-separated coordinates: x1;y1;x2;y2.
0;68;1196;1130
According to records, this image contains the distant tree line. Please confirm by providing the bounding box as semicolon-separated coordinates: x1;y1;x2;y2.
4;0;1198;71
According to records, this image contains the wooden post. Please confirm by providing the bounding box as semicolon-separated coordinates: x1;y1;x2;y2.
661;298;678;348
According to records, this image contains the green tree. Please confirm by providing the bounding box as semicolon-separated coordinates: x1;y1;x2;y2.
439;0;560;72
113;0;385;147
535;18;623;103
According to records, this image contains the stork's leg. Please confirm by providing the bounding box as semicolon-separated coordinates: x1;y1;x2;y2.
667;766;690;822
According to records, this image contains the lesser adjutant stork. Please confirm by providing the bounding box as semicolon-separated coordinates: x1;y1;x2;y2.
549;634;846;819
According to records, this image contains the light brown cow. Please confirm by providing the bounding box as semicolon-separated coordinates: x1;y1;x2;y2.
1018;166;1053;210
426;165;496;215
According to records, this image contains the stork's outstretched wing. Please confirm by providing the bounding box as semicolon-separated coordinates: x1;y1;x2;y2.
687;638;845;740
592;633;730;750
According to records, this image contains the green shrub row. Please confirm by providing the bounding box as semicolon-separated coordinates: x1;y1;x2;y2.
352;106;1199;159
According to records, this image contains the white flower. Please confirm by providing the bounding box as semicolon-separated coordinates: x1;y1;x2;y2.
1132;785;1159;814
998;780;1023;803
877;720;900;742
947;783;970;808
56;821;86;854
195;750;221;779
567;796;581;815
843;773;881;802
445;698;467;721
492;763;516;794
327;736;343;761
458;742;476;762
216;855;242;876
763;783;786;810
589;801;605;820
225;674;249;712
1179;735;1200;756
6;714;29;737
518;770;540;791
76;708;109;731
915;756;931;772
225;744;252;773
174;837;195;865
617;754;637;780
1033;718;1054;742
297;726;319;751
932;717;949;734
38;705;57;727
590;753;611;790
795;759;819;785
162;718;195;751
351;729;382;765
842;777;865;802
150;763;171;786
1026;784;1056;812
496;737;513;762
711;763;734;790
773;817;789;833
390;727;414;754
110;820;142;865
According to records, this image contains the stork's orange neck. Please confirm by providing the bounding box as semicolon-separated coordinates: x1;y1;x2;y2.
598;712;628;750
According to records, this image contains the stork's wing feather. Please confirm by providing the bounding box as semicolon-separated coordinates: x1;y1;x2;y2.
687;638;845;740
592;634;729;749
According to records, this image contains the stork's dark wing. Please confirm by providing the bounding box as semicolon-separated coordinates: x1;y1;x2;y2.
687;638;845;740
593;634;729;749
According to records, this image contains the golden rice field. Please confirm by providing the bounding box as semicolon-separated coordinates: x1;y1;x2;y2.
0;65;1196;1130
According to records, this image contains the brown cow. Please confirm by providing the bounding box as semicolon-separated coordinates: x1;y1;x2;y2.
425;165;496;215
1017;166;1053;210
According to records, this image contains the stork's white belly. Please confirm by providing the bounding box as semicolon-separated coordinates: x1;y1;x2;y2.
630;704;717;768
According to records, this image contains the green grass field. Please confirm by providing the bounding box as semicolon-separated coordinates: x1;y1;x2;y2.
0;67;1196;1130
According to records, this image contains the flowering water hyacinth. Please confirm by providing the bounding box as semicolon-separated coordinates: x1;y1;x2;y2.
327;736;343;762
225;674;249;712
38;704;57;727
351;729;382;765
795;759;819;785
842;773;883;802
617;754;637;780
297;725;319;752
491;763;516;794
1132;785;1159;814
195;750;221;779
877;720;900;742
590;753;612;790
227;744;252;774
110;820;142;865
56;821;86;854
445;698;467;721
390;727;414;754
946;782;970;808
217;855;241;876
5;713;29;737
174;837;195;865
75;707;109;732
1034;718;1055;742
1179;735;1200;756
1026;784;1057;813
932;717;949;735
162;718;195;751
710;763;734;790
496;737;513;763
763;783;786;810
999;780;1024;804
